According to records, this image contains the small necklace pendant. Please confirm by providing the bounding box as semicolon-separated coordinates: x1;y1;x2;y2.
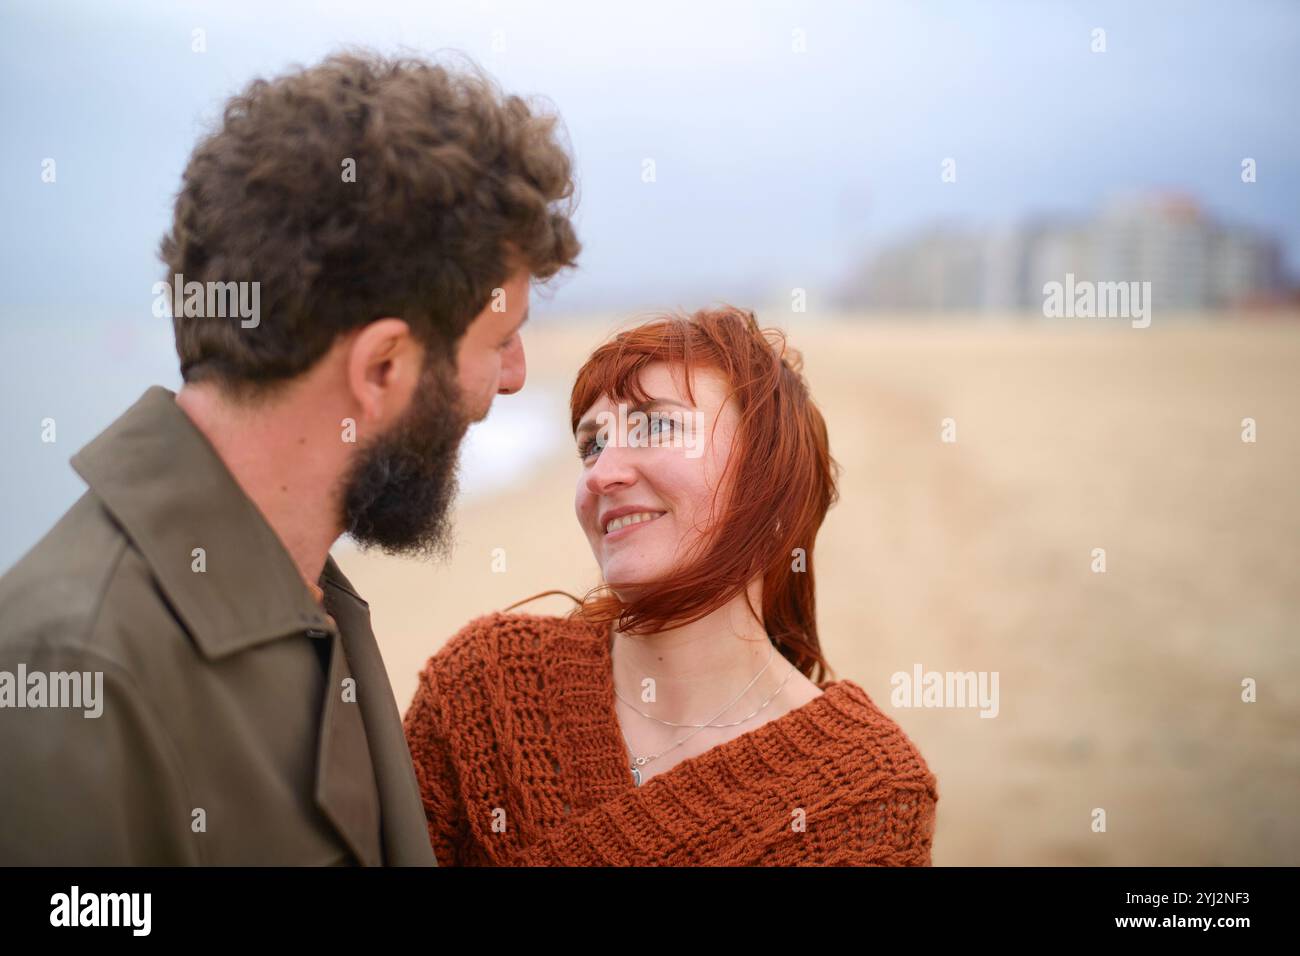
630;766;642;786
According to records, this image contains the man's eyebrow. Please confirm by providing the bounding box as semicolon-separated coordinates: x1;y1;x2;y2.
575;398;692;438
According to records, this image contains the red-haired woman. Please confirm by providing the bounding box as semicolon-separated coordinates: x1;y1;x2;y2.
403;306;939;866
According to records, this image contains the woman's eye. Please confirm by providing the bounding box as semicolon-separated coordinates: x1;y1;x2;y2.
577;435;604;460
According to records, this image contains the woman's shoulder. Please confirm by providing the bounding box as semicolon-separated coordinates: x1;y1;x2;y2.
811;678;940;796
407;610;600;739
419;609;602;682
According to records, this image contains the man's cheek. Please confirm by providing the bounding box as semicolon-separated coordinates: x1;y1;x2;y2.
456;367;484;409
467;378;492;423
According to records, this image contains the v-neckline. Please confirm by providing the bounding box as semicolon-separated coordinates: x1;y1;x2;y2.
580;616;842;794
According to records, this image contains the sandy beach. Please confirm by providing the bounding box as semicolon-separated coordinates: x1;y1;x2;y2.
335;312;1300;865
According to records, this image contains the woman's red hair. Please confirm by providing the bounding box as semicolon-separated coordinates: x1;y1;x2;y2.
509;305;841;684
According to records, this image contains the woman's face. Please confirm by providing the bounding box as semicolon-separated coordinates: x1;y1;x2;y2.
574;362;739;592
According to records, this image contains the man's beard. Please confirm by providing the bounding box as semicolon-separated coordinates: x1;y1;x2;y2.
340;352;470;561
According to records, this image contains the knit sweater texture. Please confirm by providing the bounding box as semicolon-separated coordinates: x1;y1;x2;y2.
402;611;939;866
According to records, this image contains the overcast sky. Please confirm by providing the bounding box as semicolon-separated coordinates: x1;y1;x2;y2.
2;0;1297;317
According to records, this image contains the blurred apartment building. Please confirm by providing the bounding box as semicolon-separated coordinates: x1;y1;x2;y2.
842;194;1287;312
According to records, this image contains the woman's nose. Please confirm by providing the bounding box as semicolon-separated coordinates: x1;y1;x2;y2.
584;442;637;497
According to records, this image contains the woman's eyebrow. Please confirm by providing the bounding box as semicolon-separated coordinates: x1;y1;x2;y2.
575;398;692;437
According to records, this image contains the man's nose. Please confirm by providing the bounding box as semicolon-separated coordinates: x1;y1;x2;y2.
498;338;527;396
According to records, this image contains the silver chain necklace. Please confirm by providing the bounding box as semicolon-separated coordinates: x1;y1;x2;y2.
612;636;798;786
615;639;775;728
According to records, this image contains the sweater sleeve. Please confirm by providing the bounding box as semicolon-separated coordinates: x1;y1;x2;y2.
402;661;469;867
817;779;938;866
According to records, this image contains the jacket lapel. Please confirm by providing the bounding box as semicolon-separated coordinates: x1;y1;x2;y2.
313;629;384;866
323;560;438;867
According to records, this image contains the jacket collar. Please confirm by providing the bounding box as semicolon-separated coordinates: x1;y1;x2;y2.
71;385;341;658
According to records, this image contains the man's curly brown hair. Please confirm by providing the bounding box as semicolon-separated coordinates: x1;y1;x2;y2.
159;49;581;394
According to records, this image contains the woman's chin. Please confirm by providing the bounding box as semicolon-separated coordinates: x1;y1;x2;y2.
604;580;645;599
601;571;660;599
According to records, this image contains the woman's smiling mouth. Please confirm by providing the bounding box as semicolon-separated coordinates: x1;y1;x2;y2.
603;510;666;538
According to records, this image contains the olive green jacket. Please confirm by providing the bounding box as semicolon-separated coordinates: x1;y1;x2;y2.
0;386;437;866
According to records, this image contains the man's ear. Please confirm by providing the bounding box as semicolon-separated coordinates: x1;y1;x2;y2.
345;318;423;426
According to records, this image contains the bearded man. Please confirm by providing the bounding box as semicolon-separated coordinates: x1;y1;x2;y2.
0;50;580;865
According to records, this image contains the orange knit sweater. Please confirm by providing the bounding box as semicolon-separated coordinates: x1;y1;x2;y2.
402;611;939;866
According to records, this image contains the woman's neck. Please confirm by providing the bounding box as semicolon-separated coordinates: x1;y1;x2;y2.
609;591;784;728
